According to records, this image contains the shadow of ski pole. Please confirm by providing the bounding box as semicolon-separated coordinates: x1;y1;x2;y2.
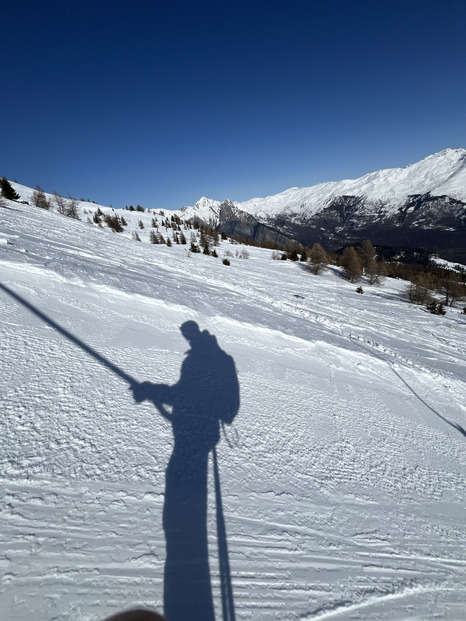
0;282;137;386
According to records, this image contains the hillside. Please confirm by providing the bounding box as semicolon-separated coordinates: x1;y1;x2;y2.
1;198;465;620
179;149;466;261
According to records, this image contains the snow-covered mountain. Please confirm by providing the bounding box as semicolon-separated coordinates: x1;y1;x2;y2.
180;149;466;261
1;194;465;620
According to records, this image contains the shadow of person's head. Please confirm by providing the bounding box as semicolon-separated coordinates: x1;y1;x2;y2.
180;320;201;344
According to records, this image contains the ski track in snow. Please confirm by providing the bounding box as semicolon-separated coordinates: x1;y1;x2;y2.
1;201;465;620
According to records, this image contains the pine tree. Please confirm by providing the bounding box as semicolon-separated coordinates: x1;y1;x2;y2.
0;177;20;200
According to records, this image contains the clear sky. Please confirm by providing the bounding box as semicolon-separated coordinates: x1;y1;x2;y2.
2;0;466;210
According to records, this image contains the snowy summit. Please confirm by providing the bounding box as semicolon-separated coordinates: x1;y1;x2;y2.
182;148;466;222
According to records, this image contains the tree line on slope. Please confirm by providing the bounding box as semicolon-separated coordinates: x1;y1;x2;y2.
4;175;465;312
305;240;465;313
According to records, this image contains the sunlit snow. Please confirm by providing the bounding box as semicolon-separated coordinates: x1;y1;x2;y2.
1;191;465;621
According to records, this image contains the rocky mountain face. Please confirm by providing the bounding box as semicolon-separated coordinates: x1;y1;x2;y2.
180;149;466;262
270;192;466;263
216;200;294;247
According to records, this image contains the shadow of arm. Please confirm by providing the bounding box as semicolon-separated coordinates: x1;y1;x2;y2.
130;382;173;420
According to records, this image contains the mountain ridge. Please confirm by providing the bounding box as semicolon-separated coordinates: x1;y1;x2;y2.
4;148;466;261
178;148;466;261
181;148;466;219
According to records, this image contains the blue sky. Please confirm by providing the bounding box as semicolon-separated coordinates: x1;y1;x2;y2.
2;0;465;209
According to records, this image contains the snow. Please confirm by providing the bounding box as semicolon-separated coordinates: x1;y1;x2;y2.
180;148;466;224
1;196;465;621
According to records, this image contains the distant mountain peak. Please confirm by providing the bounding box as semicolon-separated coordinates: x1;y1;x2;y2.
178;148;466;262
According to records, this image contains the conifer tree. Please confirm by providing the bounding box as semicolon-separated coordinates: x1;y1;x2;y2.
0;177;20;200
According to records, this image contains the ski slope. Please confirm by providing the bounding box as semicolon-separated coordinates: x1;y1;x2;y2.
1;200;465;620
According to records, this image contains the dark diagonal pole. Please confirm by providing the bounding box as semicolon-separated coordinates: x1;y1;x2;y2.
0;282;137;386
212;446;236;621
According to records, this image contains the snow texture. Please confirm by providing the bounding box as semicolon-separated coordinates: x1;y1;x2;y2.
1;193;465;621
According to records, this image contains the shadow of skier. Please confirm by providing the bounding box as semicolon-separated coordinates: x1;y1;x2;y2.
131;321;240;621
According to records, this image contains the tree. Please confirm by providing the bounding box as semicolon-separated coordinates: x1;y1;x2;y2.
31;185;50;209
404;279;433;305
357;239;386;285
426;300;446;315
0;177;20;200
308;242;327;275
438;272;465;307
341;246;362;282
52;190;79;218
358;240;376;273
53;189;67;214
104;214;123;232
66;195;79;219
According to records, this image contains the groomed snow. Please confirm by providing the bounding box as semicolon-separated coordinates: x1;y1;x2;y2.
1;198;465;620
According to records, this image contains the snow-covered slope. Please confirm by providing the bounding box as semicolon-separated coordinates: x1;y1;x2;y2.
181;148;466;222
1;200;465;620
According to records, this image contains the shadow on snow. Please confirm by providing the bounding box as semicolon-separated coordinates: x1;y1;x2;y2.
0;283;240;621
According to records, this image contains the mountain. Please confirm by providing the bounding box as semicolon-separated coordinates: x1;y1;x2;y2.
1;196;465;620
180;149;466;261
